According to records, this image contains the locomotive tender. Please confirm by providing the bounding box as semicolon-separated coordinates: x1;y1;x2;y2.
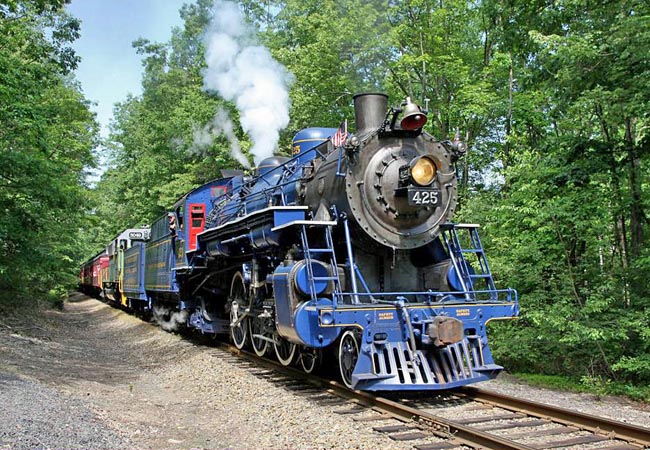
80;93;518;390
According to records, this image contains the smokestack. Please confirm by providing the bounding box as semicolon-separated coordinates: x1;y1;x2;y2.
353;93;388;134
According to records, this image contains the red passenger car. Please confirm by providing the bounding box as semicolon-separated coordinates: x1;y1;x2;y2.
79;252;108;298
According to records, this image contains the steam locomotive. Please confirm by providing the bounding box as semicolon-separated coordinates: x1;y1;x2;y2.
80;93;518;390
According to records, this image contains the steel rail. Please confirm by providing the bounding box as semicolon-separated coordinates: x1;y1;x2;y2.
211;342;650;449
226;345;537;450
460;386;650;447
321;379;538;450
97;295;650;449
228;342;650;449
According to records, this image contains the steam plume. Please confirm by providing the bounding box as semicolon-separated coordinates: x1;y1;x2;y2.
153;306;188;332
202;0;293;165
191;107;251;168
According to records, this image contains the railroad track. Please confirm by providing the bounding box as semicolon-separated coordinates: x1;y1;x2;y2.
219;344;650;450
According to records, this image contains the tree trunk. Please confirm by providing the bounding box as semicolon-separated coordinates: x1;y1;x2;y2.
504;53;514;171
626;117;644;257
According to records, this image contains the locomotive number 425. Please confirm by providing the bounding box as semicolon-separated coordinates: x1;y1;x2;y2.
408;187;441;206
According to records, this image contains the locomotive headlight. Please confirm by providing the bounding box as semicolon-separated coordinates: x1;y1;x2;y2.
410;156;437;186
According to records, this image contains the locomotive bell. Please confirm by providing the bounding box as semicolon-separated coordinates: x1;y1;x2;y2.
400;97;428;130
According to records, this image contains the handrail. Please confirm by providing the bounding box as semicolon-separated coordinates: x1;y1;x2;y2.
328;288;518;305
211;145;329;206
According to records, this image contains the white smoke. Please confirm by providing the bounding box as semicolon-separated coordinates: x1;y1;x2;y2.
191;107;251;168
202;0;293;166
153;306;189;332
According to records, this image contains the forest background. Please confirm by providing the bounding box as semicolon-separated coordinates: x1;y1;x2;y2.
1;0;649;399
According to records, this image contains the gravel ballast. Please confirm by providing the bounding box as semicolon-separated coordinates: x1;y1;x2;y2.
481;375;650;428
0;372;131;450
1;294;649;449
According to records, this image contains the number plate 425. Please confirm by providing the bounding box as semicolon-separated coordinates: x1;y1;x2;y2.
408;187;441;206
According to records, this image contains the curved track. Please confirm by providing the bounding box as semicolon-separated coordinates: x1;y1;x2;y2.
224;343;650;450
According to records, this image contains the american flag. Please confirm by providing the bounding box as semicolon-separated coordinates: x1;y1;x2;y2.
330;119;348;148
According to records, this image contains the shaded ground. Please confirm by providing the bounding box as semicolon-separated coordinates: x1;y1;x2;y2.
0;294;418;450
0;294;228;449
0;372;127;450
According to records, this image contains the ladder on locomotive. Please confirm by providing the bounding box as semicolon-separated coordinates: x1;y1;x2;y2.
299;222;343;303
442;223;498;300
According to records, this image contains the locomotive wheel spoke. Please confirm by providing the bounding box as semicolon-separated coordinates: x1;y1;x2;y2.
338;330;359;389
249;313;270;357
229;272;248;349
300;347;322;374
274;336;297;366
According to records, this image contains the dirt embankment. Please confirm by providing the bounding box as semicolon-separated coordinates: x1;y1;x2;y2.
1;293;203;449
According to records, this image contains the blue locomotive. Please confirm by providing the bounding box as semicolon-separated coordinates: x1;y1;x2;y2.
81;93;518;391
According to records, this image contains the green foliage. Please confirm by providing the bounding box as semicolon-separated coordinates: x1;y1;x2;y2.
512;373;650;403
91;1;250;235
268;0;392;131
0;0;98;305
467;0;650;390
